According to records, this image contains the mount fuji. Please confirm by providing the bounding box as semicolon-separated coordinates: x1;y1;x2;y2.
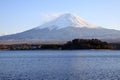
0;13;120;44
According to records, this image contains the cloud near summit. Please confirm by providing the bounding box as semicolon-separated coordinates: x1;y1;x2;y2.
39;12;69;24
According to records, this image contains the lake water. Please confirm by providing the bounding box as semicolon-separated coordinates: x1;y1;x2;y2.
0;50;120;80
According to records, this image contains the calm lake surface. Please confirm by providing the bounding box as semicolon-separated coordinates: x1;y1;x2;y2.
0;50;120;80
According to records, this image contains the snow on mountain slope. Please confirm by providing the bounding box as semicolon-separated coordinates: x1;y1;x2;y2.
36;13;99;30
0;13;120;43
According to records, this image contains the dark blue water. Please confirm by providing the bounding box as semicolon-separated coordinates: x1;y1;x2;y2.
0;50;120;80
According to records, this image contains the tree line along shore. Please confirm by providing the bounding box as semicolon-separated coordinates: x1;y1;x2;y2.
0;39;120;50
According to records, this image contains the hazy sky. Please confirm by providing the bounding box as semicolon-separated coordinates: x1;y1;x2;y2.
0;0;120;35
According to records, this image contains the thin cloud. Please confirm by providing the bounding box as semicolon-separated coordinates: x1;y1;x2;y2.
39;12;69;25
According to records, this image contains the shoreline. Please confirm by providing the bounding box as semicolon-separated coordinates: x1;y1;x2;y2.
0;39;119;50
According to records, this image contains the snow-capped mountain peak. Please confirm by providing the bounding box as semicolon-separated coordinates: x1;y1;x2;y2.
1;13;120;43
36;13;98;30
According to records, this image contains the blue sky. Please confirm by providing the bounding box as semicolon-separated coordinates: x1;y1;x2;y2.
0;0;120;35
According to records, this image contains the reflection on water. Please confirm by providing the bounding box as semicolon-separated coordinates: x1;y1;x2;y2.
0;50;120;80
